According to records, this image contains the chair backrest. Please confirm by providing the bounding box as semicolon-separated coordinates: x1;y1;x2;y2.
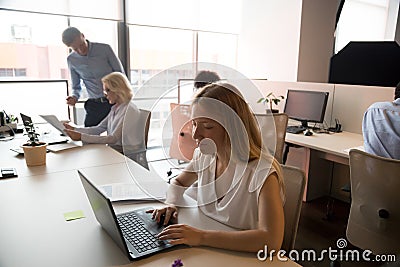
281;165;306;251
273;113;289;163
169;103;197;162
347;149;400;255
255;113;288;163
139;109;151;148
124;109;151;169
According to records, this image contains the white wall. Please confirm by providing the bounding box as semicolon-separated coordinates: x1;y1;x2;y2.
297;0;339;83
237;0;339;83
237;0;302;81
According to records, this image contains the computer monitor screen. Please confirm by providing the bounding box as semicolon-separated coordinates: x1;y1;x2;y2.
0;80;69;123
284;89;329;128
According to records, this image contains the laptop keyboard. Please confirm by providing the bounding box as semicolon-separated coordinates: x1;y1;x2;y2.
286;125;306;134
117;213;166;253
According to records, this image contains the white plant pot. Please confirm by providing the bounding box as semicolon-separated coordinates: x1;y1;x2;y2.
21;142;47;166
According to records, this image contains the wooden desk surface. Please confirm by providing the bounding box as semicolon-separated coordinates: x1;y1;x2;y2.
0;149;301;267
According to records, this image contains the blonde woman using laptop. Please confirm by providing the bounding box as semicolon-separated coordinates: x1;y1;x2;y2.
152;83;285;253
63;72;144;155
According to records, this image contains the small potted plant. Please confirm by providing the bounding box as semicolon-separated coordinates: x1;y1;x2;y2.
21;122;47;166
257;92;285;114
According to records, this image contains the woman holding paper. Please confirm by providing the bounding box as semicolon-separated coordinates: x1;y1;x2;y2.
63;72;144;155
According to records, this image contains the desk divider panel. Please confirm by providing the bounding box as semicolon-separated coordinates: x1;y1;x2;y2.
252;80;395;134
331;84;394;134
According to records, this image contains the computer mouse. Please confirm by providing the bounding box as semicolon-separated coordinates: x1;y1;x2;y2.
304;129;313;136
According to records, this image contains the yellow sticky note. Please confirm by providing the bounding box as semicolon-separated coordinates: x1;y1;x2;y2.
64;210;85;221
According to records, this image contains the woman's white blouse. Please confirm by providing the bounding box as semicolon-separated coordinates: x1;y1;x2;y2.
185;148;278;230
75;101;143;152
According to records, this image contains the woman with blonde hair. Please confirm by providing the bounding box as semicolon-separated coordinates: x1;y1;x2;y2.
152;82;285;253
64;72;144;154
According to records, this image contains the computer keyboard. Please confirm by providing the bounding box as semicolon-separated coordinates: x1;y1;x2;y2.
117;213;167;253
286;125;306;134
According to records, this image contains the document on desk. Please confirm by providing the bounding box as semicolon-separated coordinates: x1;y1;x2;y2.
39;114;66;135
46;141;82;152
344;145;365;154
99;183;166;202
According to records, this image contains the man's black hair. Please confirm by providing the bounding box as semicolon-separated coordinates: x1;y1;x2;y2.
194;70;220;89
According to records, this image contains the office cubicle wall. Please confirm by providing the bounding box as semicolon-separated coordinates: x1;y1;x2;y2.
252;80;395;202
0;80;70;123
251;80;395;134
332;84;394;134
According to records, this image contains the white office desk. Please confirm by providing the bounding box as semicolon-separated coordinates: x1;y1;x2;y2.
285;131;363;164
0;136;126;178
284;131;363;201
0;147;300;267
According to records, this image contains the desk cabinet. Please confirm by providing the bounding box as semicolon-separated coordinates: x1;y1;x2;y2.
285;137;354;203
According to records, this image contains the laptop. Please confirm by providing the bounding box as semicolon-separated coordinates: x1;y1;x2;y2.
20;113;68;145
78;170;175;260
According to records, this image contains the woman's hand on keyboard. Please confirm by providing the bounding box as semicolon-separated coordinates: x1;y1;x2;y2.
147;206;178;226
157;224;204;246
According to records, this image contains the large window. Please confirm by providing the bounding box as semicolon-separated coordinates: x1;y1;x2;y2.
1;0;121;20
129;25;194;91
126;0;240;147
198;31;238;69
0;1;240;148
0;10;68;80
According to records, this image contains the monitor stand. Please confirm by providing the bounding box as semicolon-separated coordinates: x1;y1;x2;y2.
301;121;309;128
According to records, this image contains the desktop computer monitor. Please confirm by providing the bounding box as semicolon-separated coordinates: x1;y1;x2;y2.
284;89;329;128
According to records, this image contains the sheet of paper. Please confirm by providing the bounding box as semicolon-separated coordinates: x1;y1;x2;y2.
343;145;365;154
47;141;82;152
99;183;166;202
39;114;66;135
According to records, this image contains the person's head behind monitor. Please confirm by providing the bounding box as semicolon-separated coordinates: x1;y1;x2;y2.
194;70;220;90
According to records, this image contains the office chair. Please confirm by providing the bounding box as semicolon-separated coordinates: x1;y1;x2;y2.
169;103;197;162
125;109;151;169
281;165;306;251
140;109;151;149
347;149;400;255
255;113;289;163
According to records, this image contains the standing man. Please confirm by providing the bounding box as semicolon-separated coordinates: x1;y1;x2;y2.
362;82;400;159
62;27;125;126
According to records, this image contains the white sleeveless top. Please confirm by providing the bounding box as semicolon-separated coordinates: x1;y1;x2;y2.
184;148;278;230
